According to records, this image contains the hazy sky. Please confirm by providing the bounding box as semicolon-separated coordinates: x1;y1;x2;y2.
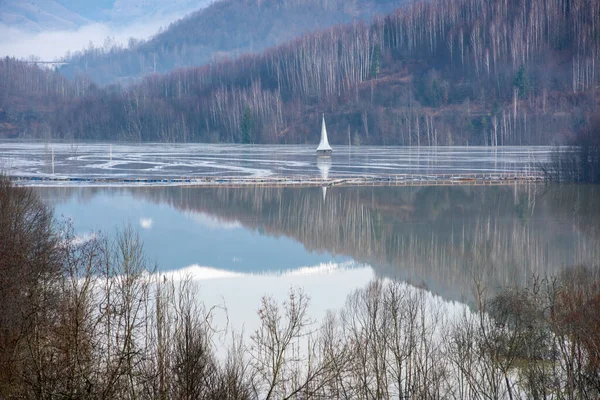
0;18;169;60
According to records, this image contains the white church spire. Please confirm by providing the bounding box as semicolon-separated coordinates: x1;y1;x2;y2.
316;114;332;155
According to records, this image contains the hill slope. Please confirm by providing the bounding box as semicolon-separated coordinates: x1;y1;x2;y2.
2;0;599;146
58;0;402;85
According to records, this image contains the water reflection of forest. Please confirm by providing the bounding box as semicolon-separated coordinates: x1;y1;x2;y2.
42;184;600;303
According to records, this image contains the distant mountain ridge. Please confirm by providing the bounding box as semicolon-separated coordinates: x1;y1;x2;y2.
0;0;90;31
1;0;598;146
0;0;205;31
58;0;403;85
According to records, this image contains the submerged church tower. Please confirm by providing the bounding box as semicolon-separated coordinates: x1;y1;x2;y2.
316;114;332;156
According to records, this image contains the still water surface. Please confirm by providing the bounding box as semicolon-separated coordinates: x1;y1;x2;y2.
36;184;600;322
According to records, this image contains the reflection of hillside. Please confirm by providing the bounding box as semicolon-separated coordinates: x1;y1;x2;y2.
542;184;600;238
37;185;600;302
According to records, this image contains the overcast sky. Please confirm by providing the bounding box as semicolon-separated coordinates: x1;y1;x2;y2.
0;13;180;61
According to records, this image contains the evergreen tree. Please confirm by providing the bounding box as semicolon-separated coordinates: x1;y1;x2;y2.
370;44;381;79
241;107;254;144
513;64;530;99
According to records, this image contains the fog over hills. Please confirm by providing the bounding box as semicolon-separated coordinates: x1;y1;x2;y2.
0;0;90;31
0;0;205;30
0;0;210;61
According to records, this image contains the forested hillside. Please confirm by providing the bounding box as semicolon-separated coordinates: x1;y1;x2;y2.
0;58;94;138
1;0;599;145
59;0;401;85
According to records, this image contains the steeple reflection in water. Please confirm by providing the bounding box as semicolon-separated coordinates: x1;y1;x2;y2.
317;155;332;201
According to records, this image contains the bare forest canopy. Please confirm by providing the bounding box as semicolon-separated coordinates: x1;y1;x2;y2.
542;112;600;183
2;178;600;399
39;184;600;303
58;0;403;85
0;0;599;145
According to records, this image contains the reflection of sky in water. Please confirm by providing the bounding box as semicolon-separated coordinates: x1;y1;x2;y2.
171;263;376;339
48;190;349;272
43;188;371;341
158;265;467;357
37;183;600;336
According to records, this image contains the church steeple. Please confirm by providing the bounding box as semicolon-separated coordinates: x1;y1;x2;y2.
316;114;332;155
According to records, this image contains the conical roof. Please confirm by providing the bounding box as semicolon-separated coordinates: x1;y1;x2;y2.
317;114;332;152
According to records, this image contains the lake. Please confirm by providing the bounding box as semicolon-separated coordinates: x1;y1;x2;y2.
5;142;598;397
2;142;549;180
34;183;600;333
2;141;595;332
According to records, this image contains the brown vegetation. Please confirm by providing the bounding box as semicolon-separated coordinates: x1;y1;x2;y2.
1;176;600;399
0;175;61;395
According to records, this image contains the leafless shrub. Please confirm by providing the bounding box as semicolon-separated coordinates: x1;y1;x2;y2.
2;177;599;399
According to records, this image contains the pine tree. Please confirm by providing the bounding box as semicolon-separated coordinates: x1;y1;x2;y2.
370;44;381;79
513;65;530;99
241;107;254;144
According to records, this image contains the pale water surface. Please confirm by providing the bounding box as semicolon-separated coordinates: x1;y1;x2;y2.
2;142;549;181
35;184;600;333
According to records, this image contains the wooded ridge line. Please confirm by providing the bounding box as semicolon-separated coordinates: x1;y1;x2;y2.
0;0;598;146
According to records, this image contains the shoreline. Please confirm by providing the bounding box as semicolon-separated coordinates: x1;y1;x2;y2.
9;173;544;187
